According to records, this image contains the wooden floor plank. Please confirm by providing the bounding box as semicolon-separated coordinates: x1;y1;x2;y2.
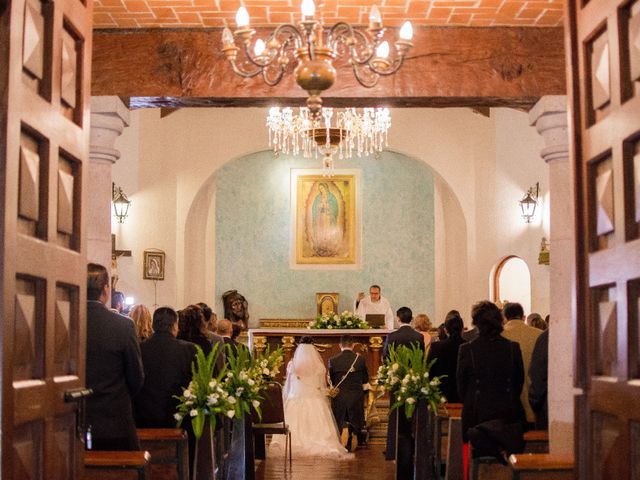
255;443;395;480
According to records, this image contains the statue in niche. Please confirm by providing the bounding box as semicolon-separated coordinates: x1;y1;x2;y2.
222;290;249;327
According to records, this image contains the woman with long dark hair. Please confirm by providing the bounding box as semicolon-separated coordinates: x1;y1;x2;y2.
177;305;212;355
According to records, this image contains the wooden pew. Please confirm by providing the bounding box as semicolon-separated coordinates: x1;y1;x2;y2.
470;429;551;479
138;428;189;480
84;450;151;480
444;417;464;480
523;430;549;453
508;453;573;480
434;403;463;477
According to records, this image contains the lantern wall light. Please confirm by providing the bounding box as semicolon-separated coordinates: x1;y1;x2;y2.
112;182;131;224
519;182;539;223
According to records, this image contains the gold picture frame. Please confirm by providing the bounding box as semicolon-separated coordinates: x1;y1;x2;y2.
294;172;358;265
143;250;165;280
316;292;339;315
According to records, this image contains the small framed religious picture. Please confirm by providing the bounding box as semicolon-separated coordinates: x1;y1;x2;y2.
143;250;165;280
316;292;339;316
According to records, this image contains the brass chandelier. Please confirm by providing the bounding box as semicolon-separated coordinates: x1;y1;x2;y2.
221;1;414;117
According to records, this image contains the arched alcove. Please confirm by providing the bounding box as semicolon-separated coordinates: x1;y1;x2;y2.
492;255;532;314
182;149;468;323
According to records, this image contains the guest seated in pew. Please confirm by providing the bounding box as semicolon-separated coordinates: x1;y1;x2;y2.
413;313;433;350
197;301;225;346
457;301;526;464
427;313;466;403
383;307;425;460
129;304;153;343
134;307;196;428
502;302;542;426
528;328;549;429
217;318;248;358
86;263;144;451
178;305;213;355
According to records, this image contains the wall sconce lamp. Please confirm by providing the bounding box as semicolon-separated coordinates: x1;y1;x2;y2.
112;182;131;223
519;182;539;223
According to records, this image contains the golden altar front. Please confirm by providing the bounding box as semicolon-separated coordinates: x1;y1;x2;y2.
248;326;392;383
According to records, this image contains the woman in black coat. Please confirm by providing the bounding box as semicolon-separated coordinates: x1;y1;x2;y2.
456;300;526;461
426;314;466;403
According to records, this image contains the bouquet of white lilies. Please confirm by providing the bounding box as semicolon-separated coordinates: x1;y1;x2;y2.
174;344;231;439
376;344;446;418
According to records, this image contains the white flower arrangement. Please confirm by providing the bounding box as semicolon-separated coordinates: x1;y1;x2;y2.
308;311;371;330
376;344;446;418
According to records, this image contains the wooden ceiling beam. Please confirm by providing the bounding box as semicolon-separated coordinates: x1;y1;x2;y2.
92;27;566;110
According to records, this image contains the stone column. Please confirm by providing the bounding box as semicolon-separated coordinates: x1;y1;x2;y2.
88;96;130;271
529;96;574;455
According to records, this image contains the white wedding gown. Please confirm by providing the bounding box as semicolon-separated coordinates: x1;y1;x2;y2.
269;344;350;458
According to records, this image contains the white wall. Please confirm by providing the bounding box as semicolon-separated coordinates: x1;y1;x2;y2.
111;106;549;324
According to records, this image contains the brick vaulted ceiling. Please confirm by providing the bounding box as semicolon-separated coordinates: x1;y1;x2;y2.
92;0;564;29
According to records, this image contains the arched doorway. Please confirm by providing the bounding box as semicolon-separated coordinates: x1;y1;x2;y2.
492;255;532;314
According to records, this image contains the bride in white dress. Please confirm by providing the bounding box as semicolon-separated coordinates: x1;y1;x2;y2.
270;337;350;458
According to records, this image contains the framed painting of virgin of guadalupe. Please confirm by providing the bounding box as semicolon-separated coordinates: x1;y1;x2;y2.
291;170;360;267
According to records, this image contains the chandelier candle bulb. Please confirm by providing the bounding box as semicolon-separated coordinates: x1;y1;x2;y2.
222;27;234;47
369;5;382;30
253;38;266;57
235;6;250;28
399;21;414;41
301;0;316;19
376;41;390;59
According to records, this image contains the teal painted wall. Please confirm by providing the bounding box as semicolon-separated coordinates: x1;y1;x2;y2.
215;150;434;324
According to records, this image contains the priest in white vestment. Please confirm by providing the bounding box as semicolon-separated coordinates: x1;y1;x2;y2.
355;285;394;330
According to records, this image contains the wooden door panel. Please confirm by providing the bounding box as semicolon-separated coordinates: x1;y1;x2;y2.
629;279;640;378
12;420;44;480
1;0;92;478
568;0;640;475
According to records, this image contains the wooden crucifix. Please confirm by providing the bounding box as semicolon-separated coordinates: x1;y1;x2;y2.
111;233;132;260
111;234;131;290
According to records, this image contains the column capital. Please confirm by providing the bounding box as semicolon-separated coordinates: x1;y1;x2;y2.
90;96;130;164
529;95;569;165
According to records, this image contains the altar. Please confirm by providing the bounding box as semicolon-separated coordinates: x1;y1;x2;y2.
248;327;392;384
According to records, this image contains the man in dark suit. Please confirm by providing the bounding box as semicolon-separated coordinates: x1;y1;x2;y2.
86;263;144;451
426;313;466;403
328;335;370;451
383;306;425;357
134;307;197;428
217;318;247;360
383;307;425;461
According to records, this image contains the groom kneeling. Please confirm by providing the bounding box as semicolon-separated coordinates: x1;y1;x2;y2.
329;335;370;451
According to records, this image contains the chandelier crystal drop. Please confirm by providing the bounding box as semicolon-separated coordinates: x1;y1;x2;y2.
266;107;391;175
221;1;414;118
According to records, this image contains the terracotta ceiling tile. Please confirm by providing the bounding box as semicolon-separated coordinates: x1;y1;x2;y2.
91;0;565;29
429;6;452;17
93;12;115;23
406;1;430;14
99;0;124;7
177;12;202;22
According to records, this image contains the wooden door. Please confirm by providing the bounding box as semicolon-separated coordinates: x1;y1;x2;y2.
566;0;640;477
0;0;92;478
